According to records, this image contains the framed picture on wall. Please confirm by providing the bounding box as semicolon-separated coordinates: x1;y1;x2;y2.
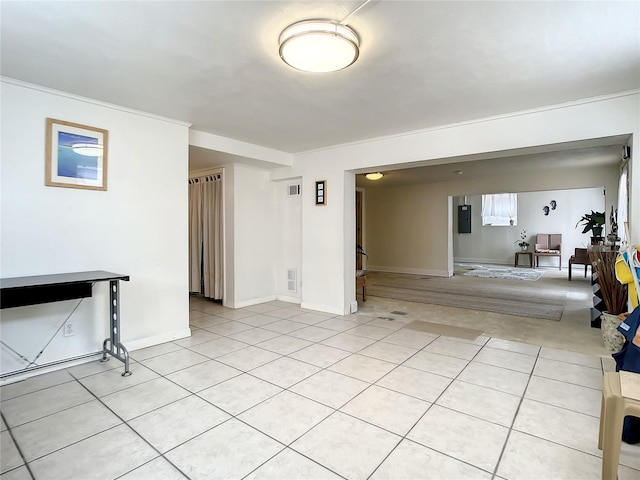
45;118;108;191
315;180;326;205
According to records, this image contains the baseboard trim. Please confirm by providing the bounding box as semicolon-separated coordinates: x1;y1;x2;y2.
366;265;451;277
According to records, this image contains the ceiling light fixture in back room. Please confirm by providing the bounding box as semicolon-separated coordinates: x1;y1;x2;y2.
365;172;383;180
278;0;372;73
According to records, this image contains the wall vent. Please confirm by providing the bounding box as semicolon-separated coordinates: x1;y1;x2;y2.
287;269;297;292
287;184;301;196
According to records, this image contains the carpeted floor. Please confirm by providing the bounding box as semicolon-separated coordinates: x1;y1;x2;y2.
366;271;566;321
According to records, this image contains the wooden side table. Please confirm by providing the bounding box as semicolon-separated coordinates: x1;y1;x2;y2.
514;252;533;268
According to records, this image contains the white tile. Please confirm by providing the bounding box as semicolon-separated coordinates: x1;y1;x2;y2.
198;373;282;415
244;303;283;314
188;337;249;358
119;457;186;480
130;342;181;361
424;338;482;360
407;405;509;472
237;314;281;327
256;335;313;355
371;439;492;480
321;333;376;353
291;412;400;479
458;362;530;396
539;346;602;369
441;335;490;346
129;395;229;453
513;399;603;458
358;341;418;364
0;369;74;401
288;343;352;368
174;329;221;347
212;309;257;321
0;431;24;474
380;329;437;349
290;370;369;408
404;351;469;378
261;319;307;334
0;465;30;480
290;312;335;325
1;416;6;432
245;448;342;479
265;308;303;320
473;347;536;374
166;359;241;392
533;357;602;389
66;357;137;379
239;391;334;444
227;328;281;345
11;400;121;461
215;346;281;371
29;424;157;480
365;317;404;330
486;338;540;356
101;377;190;420
190;315;230;328
141;348;209;375
315;318;362;332
341;385;430;436
204;321;254;336
165;418;283;480
497;430;601;480
78;364;159;397
436;380;521;427
1;381;93;427
328;354;396;383
524;375;601;417
289;326;338;342
250;357;320;388
376;366;451;402
345;324;394;340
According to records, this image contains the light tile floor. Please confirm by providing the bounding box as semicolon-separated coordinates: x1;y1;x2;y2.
1;296;639;480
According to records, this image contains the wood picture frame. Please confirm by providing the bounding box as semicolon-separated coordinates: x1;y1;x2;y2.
45;118;108;191
315;180;327;205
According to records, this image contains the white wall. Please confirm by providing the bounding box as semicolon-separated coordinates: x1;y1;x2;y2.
453;187;607;267
274;179;302;302
271;92;639;315
226;164;277;307
0;80;190;377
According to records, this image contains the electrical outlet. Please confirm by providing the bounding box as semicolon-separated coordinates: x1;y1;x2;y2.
63;322;75;337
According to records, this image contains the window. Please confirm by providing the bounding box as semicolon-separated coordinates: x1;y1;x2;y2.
482;193;517;226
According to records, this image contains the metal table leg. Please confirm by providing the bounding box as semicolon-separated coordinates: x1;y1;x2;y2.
101;279;131;376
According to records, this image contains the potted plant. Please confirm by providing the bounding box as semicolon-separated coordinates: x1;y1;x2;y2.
589;246;628;352
576;210;606;244
514;229;529;251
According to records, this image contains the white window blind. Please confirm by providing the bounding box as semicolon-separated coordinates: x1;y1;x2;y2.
481;193;517;226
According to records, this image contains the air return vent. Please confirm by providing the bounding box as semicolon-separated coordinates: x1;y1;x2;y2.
287;184;301;196
287;269;297;292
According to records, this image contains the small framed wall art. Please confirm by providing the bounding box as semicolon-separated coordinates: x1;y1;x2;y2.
45;118;108;191
315;180;327;205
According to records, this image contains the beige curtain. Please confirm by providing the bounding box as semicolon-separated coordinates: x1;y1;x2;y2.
188;174;223;300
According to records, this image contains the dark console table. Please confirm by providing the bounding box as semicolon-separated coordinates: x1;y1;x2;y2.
0;271;131;376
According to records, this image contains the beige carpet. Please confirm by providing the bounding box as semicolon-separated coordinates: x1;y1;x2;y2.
402;321;483;340
367;271;566;321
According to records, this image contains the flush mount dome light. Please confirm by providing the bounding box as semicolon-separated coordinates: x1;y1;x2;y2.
279;20;360;73
365;172;383;181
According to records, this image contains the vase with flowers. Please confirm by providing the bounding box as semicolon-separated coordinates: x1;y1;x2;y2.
515;229;530;251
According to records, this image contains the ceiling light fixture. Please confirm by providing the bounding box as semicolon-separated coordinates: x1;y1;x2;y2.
365;172;384;181
279;20;360;73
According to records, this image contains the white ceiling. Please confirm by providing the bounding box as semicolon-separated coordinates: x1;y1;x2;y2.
2;1;639;157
